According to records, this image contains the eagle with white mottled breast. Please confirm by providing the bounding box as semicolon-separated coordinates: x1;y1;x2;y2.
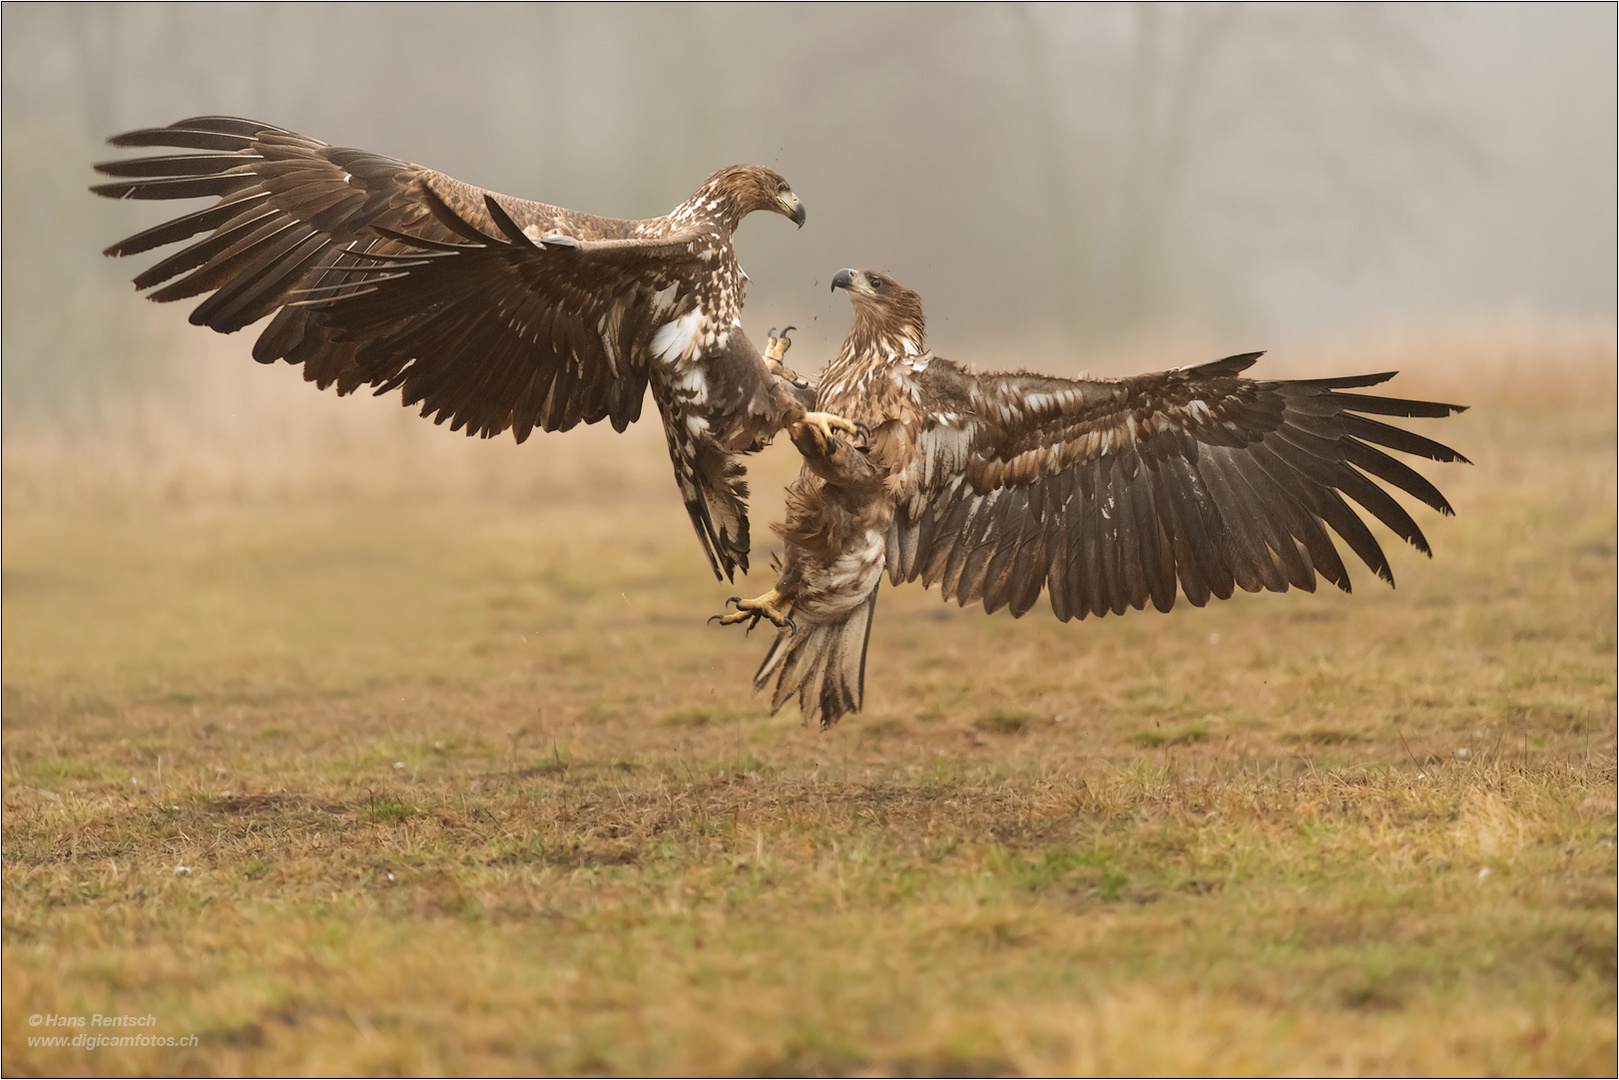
719;269;1470;728
93;117;858;581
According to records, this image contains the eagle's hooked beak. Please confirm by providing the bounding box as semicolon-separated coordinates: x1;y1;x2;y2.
779;191;806;228
830;267;864;294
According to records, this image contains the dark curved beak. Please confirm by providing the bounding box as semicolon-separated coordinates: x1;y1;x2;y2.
830;267;857;293
781;192;806;229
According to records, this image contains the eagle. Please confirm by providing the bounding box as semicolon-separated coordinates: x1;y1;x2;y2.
718;269;1470;728
92;116;858;581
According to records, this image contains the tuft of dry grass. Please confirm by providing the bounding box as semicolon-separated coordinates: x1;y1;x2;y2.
3;324;1614;1075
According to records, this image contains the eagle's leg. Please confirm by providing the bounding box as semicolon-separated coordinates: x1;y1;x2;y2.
765;326;865;453
710;589;796;634
764;326;808;387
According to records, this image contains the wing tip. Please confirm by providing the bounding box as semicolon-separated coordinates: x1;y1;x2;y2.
1182;351;1266;377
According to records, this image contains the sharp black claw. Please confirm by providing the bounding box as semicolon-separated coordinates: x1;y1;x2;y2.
724;596;741;609
766;328;777;340
781;325;795;336
707;614;725;627
785;617;798;636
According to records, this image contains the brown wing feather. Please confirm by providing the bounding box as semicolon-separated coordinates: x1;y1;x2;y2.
890;353;1469;620
95;117;784;582
93;117;703;438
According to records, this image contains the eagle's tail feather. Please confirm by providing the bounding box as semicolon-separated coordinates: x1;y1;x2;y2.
754;586;878;729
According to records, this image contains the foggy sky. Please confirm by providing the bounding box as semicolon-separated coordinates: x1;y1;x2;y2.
3;3;1613;419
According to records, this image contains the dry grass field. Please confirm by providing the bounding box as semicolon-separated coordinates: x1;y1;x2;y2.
3;324;1615;1076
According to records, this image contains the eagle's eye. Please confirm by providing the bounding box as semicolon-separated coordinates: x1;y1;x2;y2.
776;181;789;194
869;276;884;289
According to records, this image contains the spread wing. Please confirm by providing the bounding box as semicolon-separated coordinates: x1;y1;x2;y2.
94;116;777;582
93;115;715;439
884;352;1470;620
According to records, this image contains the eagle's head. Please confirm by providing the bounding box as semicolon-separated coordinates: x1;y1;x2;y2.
831;268;926;356
693;165;806;229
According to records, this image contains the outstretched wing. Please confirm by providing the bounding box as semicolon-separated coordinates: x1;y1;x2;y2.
93;116;708;439
885;352;1470;620
94;116;771;581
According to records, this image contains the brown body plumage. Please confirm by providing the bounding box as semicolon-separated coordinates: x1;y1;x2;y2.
93;117;824;581
742;269;1471;728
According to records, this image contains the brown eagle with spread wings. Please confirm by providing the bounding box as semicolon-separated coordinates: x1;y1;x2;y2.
719;269;1470;728
93;116;856;581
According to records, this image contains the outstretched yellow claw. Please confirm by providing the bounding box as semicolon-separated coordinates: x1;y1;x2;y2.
709;589;796;635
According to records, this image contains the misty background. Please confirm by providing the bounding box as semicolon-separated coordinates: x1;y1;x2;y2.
3;2;1614;431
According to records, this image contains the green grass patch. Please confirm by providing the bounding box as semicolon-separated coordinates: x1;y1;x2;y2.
1133;723;1210;748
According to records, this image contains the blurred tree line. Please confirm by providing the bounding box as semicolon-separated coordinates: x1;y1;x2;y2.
3;4;1612;425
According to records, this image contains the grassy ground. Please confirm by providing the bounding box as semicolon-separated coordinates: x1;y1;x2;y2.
3;326;1615;1075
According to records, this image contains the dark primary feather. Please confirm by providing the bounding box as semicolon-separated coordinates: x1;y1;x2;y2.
893;355;1470;620
93;119;684;433
94;117;810;582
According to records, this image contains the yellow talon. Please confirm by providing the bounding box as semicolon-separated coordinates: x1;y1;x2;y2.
764;326;795;364
710;589;796;634
799;411;866;453
765;327;809;388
